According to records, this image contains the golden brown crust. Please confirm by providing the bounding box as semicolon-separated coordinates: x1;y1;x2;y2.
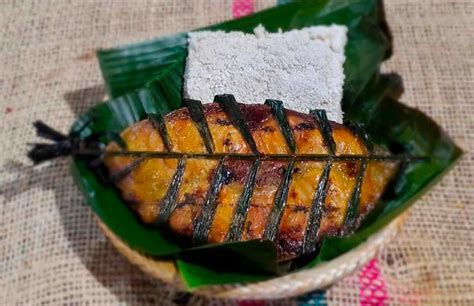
104;103;397;260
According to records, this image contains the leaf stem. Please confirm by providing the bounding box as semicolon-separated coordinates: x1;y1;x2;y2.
73;149;427;163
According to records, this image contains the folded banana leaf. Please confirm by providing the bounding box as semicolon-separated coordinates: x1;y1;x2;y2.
70;0;462;289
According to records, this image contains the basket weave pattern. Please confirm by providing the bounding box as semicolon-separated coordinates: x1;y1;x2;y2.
98;213;408;299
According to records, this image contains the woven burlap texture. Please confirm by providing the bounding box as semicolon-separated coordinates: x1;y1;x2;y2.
1;0;472;305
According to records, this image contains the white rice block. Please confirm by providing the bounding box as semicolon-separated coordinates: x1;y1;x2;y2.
184;25;347;123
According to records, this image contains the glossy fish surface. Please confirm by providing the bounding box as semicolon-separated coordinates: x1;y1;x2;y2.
104;99;398;260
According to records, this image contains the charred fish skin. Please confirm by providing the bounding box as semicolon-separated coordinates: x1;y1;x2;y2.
104;98;398;260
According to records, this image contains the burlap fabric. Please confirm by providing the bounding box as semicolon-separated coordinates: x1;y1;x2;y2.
1;0;472;305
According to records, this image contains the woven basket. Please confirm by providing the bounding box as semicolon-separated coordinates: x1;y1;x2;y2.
97;212;408;300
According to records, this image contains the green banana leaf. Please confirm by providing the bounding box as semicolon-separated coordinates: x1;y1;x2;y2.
70;0;462;289
98;0;391;100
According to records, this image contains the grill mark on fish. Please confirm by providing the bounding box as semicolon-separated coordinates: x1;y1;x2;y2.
167;107;191;121
216;118;233;126
342;161;367;235
350;123;375;154
221;167;233;185
264;160;295;241
202;103;223;116
155;158;186;225
265;99;296;153
245;221;253;238
240;104;272;132
223;138;232;147
109;157;144;183
214;95;259;154
290;205;309;213
220;159;252;186
255;161;286;187
193;158;227;243
345;161;359;178
260;126;276;132
175;192;201;209
311;109;336;155
184;99;215;153
293;122;316;131
322;200;339;214
277;226;304;258
227;158;261;241
148;113;172;152
302;161;332;254
288;190;298;200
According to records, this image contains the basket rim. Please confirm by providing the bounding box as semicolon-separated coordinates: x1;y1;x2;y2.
97;211;408;300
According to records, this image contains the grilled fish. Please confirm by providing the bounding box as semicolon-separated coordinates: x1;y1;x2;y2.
103;97;398;260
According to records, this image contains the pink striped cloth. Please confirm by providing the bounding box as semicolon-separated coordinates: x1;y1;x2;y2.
232;0;254;18
358;259;389;305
